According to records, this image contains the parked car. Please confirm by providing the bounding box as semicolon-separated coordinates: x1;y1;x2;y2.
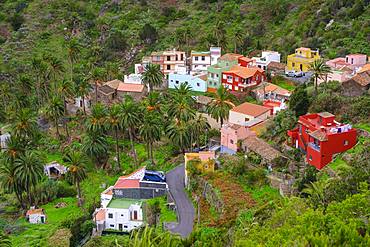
143;170;166;183
285;71;305;77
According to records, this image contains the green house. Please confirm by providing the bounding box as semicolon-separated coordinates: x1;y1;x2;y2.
207;53;243;90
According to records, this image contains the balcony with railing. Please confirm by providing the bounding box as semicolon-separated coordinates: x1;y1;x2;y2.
308;142;320;152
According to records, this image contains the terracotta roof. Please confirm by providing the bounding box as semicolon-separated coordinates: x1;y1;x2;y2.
267;61;285;70
345;70;370;87
117;83;145;93
231;102;271;117
242;136;281;161
309;129;328;141
297;47;311;51
198;74;208;81
359;64;370;73
95;209;106;221
225;65;263;79
219;53;244;62
114;179;141;189
318;112;334;118
26;208;44;216
239;56;253;63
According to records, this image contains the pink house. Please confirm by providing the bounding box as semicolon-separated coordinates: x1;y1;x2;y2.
220;123;256;154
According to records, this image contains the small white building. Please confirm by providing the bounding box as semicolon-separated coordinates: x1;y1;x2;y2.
74;96;91;111
44;161;68;178
0;132;10;150
124;74;142;84
191;47;221;73
252;51;281;70
26;208;46;224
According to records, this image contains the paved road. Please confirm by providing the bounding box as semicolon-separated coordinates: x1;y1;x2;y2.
166;164;195;237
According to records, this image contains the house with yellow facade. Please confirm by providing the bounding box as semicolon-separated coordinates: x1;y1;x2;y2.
184;151;216;187
286;47;320;72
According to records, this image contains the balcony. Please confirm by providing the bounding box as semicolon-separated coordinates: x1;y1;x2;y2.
308;142;320;152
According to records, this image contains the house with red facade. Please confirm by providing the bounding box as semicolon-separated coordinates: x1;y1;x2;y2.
287;112;357;170
222;65;265;92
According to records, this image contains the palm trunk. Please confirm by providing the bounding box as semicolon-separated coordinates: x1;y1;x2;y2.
114;127;121;168
27;186;32;207
95;81;98;103
76;180;82;207
82;95;86;115
146;142;150;160
220;118;223;127
128;128;138;165
15;188;25;209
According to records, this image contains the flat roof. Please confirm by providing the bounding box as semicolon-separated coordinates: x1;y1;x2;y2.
107;198;143;209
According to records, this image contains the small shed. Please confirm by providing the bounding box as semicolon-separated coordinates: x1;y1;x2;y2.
44;161;68;178
26;208;46;224
0;132;10;150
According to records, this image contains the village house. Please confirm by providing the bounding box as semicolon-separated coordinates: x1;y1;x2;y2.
228;102;272;127
149;49;186;77
207;53;244;92
341;69;370;96
26;208;46;224
184;151;216;187
168;72;207;92
222;65;265;92
74;95;91;113
267;61;286;76
124;74;142;84
220;123;256;154
241;136;282;165
287;112;357;169
286;47;320;72
44;161;68;179
252;82;291;114
190;47;221;73
98;79;146;104
238;56;254;68
251;50;281;70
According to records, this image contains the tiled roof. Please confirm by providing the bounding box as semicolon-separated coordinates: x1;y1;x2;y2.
242;136;281;161
267;61;285;70
346;70;370;87
359;64;370;73
239;57;253;63
198;74;208;81
95;209;106;221
114;179;140;189
309;129;328;141
318;112;334;118
117;83;145;93
225;65;263;79
26;208;44;216
231;102;271;117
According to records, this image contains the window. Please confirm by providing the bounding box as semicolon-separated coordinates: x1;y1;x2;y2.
197;83;200;87
121;214;124;217
299;125;302;134
195;56;199;61
245;117;250;122
175;55;178;61
230;139;234;144
133;211;138;220
175;80;179;84
167;56;171;61
170;80;173;82
292;62;295;67
124;225;128;229
309;155;312;161
223;74;227;79
167;65;171;70
344;140;349;146
256;75;259;81
201;56;205;61
108;213;113;219
216;74;218;78
184;81;188;85
110;224;115;227
181;54;184;60
235;77;239;82
351;58;354;64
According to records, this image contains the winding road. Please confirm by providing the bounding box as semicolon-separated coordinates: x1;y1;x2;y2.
166;164;195;237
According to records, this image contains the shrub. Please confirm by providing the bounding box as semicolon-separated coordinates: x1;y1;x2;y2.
8;13;25;31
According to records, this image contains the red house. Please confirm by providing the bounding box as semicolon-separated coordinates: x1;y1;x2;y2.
238;57;254;67
287;112;357;170
222;65;265;92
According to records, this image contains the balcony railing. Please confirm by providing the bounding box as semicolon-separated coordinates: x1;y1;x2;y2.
308;142;320;152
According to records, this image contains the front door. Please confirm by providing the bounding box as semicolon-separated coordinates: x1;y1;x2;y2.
119;224;123;231
133;211;138;220
41;216;45;223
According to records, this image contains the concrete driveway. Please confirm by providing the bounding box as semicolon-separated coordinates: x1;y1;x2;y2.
166;164;195;237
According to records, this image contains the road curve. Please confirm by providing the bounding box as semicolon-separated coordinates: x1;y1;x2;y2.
166;164;195;237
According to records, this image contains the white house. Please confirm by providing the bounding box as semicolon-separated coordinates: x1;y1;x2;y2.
228;102;272;127
191;47;221;73
210;47;222;65
168;72;208;92
0;132;10;150
124;74;142;84
26;208;46;224
74;96;91;111
44;161;68;179
252;51;281;70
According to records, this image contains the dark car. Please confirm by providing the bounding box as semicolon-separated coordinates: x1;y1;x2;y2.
143;170;166;183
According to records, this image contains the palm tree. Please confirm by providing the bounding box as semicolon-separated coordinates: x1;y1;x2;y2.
142;91;162;113
45;96;65;139
139;112;162;164
85;103;107;134
58;79;73;138
0;230;11;247
206;86;235;126
0;157;25;208
309;59;331;95
108;104;123;167
214;20;227;49
66;38;81;82
15;151;44;206
89;66;106;103
83;133;109;169
64;150;87;207
166;119;191;153
31;57;47;104
142;63;164;92
191;114;210;149
302;181;328;210
120;96;141;165
75;77;91;115
11;108;38;144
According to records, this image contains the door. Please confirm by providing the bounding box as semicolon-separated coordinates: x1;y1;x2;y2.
41;216;45;223
119;224;123;231
133;211;138;220
300;64;303;71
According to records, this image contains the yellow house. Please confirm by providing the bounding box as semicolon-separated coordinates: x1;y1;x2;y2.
286;47;320;72
184;151;215;187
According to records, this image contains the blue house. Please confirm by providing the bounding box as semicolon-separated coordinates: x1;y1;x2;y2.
168;73;208;92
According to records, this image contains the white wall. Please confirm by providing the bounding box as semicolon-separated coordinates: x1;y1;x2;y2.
104;206;143;232
29;214;46;224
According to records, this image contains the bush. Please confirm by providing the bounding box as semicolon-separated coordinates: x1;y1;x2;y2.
8;13;24;31
244;168;267;187
56;181;77;198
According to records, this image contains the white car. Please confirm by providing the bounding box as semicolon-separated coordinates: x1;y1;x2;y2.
285;71;305;77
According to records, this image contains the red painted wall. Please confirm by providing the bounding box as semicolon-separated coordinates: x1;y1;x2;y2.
221;71;265;92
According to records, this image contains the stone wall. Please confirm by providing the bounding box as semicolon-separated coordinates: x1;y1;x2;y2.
267;172;296;197
195;177;224;214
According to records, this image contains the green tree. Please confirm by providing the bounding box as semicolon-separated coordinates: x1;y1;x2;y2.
15;151;44;206
0;230;11;247
139;112;162;164
166;119;190;153
120;96;141;165
45;96;65;139
206;86;235;126
86;103;107;134
190;114;210;149
309;59;331;95
66;38;81;82
168;84;196;122
289;85;310;117
75;76;91;115
11;108;39;145
83;133;109;169
65;150;87;206
142;63;164;92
